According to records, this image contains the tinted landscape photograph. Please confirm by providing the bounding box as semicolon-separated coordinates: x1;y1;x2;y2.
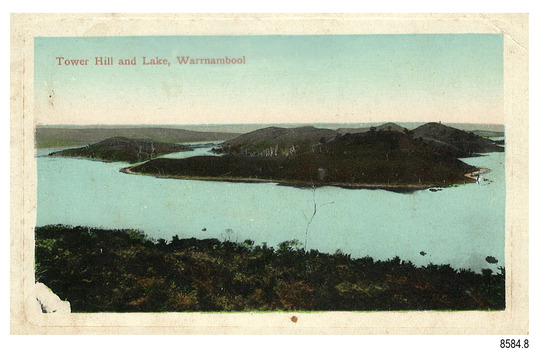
33;34;506;312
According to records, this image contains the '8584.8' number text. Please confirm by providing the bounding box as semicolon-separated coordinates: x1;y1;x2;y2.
500;339;529;348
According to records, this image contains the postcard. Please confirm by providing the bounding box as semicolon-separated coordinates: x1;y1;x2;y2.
10;13;529;335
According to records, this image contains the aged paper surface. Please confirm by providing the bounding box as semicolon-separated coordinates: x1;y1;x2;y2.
10;13;528;334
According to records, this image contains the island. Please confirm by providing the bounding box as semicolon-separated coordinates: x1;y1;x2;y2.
49;137;193;163
412;122;504;157
121;123;503;191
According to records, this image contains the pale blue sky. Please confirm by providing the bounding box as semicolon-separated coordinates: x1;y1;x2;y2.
34;34;503;125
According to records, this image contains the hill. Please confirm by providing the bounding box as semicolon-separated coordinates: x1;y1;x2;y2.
335;127;370;135
472;130;505;138
213;126;338;156
125;129;477;191
36;126;240;149
413;122;504;157
374;122;409;133
49;137;191;163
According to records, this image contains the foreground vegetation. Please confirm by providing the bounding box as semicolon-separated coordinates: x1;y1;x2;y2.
35;225;505;312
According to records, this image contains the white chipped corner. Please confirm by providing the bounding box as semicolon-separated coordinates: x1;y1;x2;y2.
34;282;71;313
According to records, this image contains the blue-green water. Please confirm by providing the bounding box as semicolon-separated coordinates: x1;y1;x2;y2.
36;145;505;273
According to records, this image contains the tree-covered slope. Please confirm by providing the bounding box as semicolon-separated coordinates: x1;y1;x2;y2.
49;137;192;163
126;130;477;190
35;225;505;312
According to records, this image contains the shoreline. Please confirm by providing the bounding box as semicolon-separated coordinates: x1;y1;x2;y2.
120;166;476;192
464;168;489;181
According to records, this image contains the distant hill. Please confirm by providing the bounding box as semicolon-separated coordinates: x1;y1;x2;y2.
214;126;338;156
216;122;499;159
49;137;192;163
413;122;504;157
471;130;505;138
374;122;409;133
36;127;240;149
335;123;408;135
336;127;370;135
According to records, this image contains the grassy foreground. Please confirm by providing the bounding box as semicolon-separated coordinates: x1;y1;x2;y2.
35;225;505;312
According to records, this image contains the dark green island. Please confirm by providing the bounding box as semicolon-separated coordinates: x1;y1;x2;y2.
35;225;505;312
121;123;502;191
49;137;192;163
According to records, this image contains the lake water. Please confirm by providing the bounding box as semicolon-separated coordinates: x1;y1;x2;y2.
36;144;505;273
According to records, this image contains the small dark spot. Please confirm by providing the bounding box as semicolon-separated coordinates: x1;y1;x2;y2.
48;89;56;107
202;228;206;231
290;316;298;323
420;251;426;256
485;256;498;264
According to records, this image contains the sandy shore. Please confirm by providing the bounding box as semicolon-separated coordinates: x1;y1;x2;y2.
464;168;489;182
